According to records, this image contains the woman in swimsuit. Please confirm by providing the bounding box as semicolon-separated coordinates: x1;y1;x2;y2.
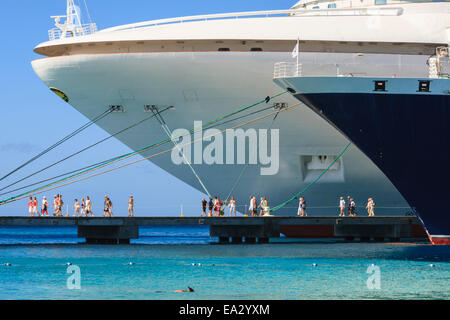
27;197;33;217
128;196;134;217
104;196;109;217
214;197;223;217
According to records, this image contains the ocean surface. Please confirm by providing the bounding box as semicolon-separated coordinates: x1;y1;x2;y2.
0;226;449;300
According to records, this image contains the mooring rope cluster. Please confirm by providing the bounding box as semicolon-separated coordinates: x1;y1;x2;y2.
0;92;288;205
0;108;112;186
0;90;352;214
1;101;304;205
0;107;172;194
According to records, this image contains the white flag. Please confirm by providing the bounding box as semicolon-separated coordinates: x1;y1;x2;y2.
291;40;299;58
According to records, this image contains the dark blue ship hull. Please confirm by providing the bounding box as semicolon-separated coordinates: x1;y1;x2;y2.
295;92;450;244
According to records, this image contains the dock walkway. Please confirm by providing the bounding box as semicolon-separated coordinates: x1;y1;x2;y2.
0;216;428;244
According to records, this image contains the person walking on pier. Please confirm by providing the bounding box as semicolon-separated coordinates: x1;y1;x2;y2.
104;196;114;217
349;198;356;217
27;197;33;217
213;197;218;216
297;197;307;217
80;198;86;217
73;199;80;217
54;195;62;217
261;197;270;216
300;197;307;217
347;196;352;216
252;197;258;217
366;198;375;217
85;196;94;216
128;196;134;217
57;195;64;217
259;197;265;216
214;197;224;217
208;198;214;217
339;197;346;217
104;196;109;217
249;196;254;216
108;197;114;217
41;196;49;217
229;196;237;216
201;198;207;217
52;196;58;216
32;197;38;217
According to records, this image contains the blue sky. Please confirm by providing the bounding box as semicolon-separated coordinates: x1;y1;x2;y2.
0;0;295;216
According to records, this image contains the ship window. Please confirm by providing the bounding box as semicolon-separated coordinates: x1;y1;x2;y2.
418;80;431;92
312;6;320;9
328;3;336;8
374;80;386;92
375;0;387;4
250;48;263;52
218;48;230;51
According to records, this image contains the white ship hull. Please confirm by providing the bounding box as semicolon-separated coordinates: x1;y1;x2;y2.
31;51;419;215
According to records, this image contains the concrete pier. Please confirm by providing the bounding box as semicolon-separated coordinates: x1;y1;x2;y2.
78;225;139;244
0;216;428;244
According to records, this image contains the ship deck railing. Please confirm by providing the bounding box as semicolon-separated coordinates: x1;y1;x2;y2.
99;6;403;33
273;61;450;79
274;62;303;79
48;23;98;41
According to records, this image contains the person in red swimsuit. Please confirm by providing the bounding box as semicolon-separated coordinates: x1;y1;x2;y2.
32;197;38;216
27;197;33;216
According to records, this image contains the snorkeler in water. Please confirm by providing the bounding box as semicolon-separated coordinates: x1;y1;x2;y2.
155;287;195;294
174;287;195;293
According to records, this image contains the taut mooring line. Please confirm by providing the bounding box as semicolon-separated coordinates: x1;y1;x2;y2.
150;106;212;199
0;108;113;184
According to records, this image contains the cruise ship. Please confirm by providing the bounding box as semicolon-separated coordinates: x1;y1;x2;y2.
273;47;450;244
31;1;449;234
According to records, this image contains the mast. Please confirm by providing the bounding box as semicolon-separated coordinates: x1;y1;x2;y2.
49;0;97;40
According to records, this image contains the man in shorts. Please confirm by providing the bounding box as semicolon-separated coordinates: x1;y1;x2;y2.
41;196;49;216
339;197;346;217
208;198;214;217
85;196;94;216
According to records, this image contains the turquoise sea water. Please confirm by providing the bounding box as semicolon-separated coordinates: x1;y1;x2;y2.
0;226;449;300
